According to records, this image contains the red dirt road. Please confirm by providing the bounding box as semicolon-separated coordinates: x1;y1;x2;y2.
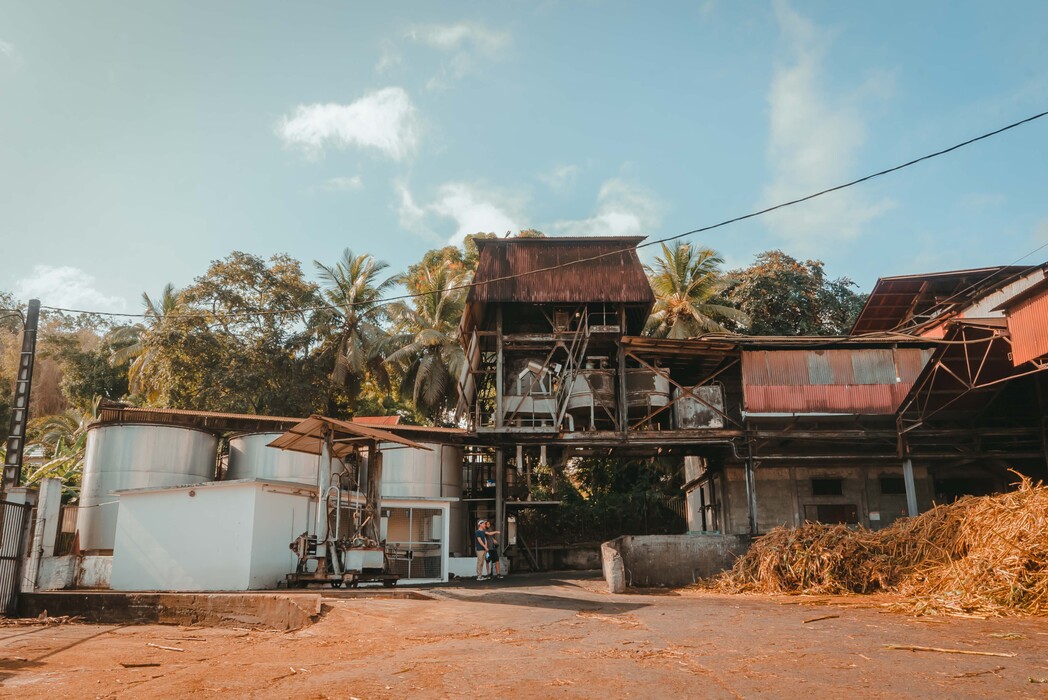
2;573;1047;699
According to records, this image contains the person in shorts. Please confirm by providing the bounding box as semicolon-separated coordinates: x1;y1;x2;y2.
475;520;490;580
483;520;503;579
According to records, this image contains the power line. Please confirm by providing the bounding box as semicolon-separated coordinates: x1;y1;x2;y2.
36;108;1048;322
886;239;1048;334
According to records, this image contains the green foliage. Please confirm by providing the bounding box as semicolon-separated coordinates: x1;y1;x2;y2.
135;252;329;416
724;250;867;336
385;265;468;424
517;456;687;544
644;241;748;338
312;249;397;409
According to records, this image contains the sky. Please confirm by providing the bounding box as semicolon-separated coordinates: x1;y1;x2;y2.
1;1;1047;314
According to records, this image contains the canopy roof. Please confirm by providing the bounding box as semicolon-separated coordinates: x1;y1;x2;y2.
267;415;430;457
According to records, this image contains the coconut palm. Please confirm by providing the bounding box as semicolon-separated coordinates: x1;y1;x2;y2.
385;265;467;422
109;283;181;402
644;241;748;338
312;249;397;405
23;403;97;499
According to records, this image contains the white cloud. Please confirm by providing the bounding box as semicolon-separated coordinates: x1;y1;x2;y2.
760;0;894;250
14;265;127;312
549;179;662;238
397;181;526;245
323;176;363;192
539;164;581;193
277;87;420;160
404;22;511;90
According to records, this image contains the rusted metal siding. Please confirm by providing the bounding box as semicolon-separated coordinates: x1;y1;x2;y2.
467;236;655;305
742;348;932;414
1006;287;1048;366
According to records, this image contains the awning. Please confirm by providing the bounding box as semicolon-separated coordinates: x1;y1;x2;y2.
267;415;431;457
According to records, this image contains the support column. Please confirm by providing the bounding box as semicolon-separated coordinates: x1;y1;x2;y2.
495;448;505;538
902;457;919;517
23;478;60;592
495;307;504;428
365;445;383;543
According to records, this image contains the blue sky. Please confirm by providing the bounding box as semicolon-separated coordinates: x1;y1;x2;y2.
2;1;1047;313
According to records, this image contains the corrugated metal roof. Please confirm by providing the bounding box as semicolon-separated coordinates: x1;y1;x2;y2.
851;266;1031;334
742;348;933;414
467;236;655;306
1002;283;1048;366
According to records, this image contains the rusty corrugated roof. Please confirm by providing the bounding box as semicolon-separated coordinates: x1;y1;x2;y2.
741;347;933;415
851;266;1031;335
467;236;655;306
996;279;1048;366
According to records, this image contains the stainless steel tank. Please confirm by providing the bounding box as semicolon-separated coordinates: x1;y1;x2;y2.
380;442;465;554
226;432;318;485
77;424;219;551
673;385;726;428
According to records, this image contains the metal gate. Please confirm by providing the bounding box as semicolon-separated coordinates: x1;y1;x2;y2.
0;500;31;615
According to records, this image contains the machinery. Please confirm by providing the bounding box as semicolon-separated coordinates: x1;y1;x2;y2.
271;416;428;589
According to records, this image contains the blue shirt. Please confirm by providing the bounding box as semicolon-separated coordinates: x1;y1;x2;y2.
475;529;487;550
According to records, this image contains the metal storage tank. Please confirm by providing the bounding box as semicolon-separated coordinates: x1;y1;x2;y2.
379;442;465;553
226;432;318;485
77;424;219;551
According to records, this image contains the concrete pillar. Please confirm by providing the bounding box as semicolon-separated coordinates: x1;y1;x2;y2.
495;448;505;537
902;458;919;517
23;478;61;591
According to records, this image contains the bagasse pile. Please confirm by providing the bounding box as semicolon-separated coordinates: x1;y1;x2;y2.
712;477;1048;616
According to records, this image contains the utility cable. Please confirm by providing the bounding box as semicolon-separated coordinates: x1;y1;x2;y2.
34;109;1048;322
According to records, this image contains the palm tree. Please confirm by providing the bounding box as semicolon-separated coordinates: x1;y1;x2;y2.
644;241;748;338
109;283;181;403
385;265;467;423
313;249;397;406
24;402;97;499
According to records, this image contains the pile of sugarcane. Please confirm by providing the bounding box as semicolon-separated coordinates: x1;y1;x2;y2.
712;477;1048;616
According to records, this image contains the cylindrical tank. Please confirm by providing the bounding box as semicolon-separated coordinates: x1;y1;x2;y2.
77;424;219;551
380;442;462;498
380;442;465;554
226;432;319;486
626;368;671;418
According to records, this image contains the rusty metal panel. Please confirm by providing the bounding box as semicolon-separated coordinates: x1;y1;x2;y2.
1007;290;1048;366
742;348;932;414
467;236;654;306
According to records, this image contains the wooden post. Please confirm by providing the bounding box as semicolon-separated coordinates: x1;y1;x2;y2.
365;444;384;542
495;306;504;428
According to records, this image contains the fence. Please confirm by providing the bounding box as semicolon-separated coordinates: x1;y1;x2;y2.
0;500;32;615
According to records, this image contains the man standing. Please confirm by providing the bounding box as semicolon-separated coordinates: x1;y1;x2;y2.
484;520;503;579
475;520;490;580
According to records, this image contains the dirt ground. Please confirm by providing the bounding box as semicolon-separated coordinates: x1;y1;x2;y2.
2;572;1047;699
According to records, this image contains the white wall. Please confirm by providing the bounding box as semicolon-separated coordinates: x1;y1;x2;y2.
111;484;256;590
248;486;315;589
112;482;316;591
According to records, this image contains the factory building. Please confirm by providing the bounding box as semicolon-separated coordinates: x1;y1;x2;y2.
15;237;1048;596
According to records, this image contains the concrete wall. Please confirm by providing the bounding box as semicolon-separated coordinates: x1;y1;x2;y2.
716;464;934;535
601;534;750;592
35;555;113;590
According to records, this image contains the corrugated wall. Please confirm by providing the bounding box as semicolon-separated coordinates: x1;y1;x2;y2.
742;348;933;414
1006;290;1048;366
